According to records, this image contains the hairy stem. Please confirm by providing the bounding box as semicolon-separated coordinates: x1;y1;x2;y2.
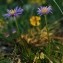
44;15;51;57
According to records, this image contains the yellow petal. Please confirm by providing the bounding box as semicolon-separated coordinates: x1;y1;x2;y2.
36;16;41;21
37;21;40;26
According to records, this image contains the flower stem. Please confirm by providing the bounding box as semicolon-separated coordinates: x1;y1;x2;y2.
15;21;20;35
53;0;63;14
44;15;51;57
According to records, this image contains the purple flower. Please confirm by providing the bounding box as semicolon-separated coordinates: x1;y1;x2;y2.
12;29;16;34
3;6;23;20
4;33;10;37
37;6;52;15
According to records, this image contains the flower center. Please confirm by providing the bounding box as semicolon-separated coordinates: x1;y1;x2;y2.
42;7;48;13
9;10;15;15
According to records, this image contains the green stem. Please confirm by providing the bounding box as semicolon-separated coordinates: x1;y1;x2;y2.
53;0;63;14
15;21;20;35
44;15;50;57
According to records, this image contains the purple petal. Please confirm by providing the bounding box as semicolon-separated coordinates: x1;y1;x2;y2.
3;14;11;18
37;6;52;15
3;6;24;20
12;29;16;33
15;6;18;11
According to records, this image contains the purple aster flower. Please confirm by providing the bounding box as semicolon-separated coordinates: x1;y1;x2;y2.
12;29;16;34
4;33;10;37
37;6;52;15
3;6;23;20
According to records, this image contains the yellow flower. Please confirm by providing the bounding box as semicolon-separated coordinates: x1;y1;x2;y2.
35;16;41;21
30;16;41;26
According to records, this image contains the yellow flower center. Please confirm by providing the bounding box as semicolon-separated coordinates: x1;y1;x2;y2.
42;7;48;13
9;10;15;15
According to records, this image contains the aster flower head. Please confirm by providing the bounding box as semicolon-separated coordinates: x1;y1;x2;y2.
37;6;52;15
3;6;23;20
12;29;16;34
